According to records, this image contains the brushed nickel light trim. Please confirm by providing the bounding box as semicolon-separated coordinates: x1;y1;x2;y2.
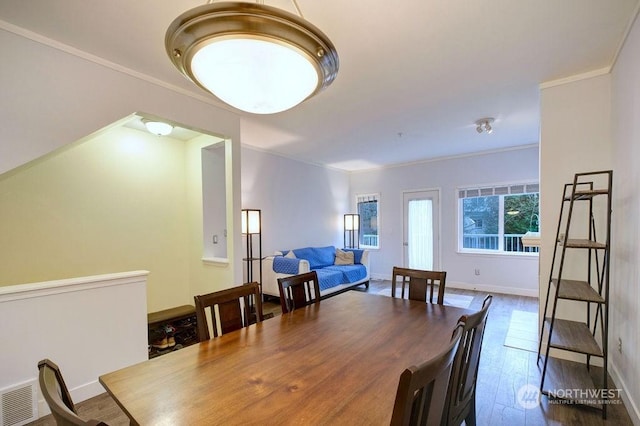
165;1;339;114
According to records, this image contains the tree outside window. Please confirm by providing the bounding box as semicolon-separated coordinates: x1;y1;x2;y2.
459;185;539;253
357;194;379;248
504;193;540;234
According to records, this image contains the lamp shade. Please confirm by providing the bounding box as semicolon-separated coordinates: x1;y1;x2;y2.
344;213;360;249
165;2;339;114
344;214;359;231
242;209;261;234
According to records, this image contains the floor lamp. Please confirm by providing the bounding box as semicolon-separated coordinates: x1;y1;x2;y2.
242;209;262;285
344;213;360;249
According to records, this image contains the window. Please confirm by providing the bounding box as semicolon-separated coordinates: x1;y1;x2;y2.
458;183;539;254
357;194;379;248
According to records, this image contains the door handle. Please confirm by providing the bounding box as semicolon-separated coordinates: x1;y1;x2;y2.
403;242;408;246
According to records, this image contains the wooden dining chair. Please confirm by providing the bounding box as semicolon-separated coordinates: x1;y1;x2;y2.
391;266;447;305
390;324;464;426
277;271;321;314
38;359;108;426
442;295;493;426
242;282;275;322
194;282;263;341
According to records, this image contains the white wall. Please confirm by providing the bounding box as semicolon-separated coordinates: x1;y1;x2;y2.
539;55;640;421
0;26;244;294
0;28;239;176
241;147;350;255
539;74;613;319
539;73;613;367
0;272;148;421
611;11;640;424
349;146;540;296
0;126;196;313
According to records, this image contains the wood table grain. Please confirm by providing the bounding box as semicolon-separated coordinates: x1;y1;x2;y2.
99;291;471;425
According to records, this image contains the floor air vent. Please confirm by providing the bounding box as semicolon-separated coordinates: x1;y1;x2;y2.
0;380;38;426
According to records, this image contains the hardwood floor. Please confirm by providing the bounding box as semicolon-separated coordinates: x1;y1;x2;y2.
30;281;633;425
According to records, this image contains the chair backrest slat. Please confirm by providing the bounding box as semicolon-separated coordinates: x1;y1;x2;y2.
392;266;447;305
391;324;463;426
277;271;321;314
194;282;263;341
38;359;107;426
217;298;245;335
443;294;493;426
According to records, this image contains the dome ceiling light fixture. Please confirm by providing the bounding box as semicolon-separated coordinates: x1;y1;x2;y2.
475;117;494;134
165;1;339;115
142;119;174;136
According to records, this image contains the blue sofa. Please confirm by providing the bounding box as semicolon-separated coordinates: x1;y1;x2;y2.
262;245;370;298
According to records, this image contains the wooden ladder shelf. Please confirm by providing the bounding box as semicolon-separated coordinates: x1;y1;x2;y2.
537;170;613;418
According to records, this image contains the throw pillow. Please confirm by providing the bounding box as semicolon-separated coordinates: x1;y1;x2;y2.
335;248;354;265
285;250;297;259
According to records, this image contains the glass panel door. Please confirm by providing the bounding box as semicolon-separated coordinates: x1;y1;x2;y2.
403;190;439;270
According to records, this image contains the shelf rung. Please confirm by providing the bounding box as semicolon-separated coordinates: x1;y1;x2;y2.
552;279;605;303
563;239;606;249
546;318;603;356
563;189;609;201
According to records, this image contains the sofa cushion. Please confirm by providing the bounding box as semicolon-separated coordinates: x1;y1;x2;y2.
324;265;367;284
314;268;345;291
293;246;336;269
272;256;301;274
285;250;297;259
343;248;365;264
334;248;354;265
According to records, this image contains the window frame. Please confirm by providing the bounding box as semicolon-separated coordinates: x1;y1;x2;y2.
457;182;539;256
356;193;380;249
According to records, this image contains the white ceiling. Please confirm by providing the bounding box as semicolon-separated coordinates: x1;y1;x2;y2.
0;0;637;171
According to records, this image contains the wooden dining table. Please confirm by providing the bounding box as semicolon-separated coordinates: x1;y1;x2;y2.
99;291;472;425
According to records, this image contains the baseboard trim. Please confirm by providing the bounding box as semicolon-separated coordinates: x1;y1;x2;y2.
609;362;640;425
369;274;388;281
369;275;538;298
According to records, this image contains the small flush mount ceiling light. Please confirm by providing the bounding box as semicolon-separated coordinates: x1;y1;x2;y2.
142;120;173;136
165;1;339;115
475;117;494;134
